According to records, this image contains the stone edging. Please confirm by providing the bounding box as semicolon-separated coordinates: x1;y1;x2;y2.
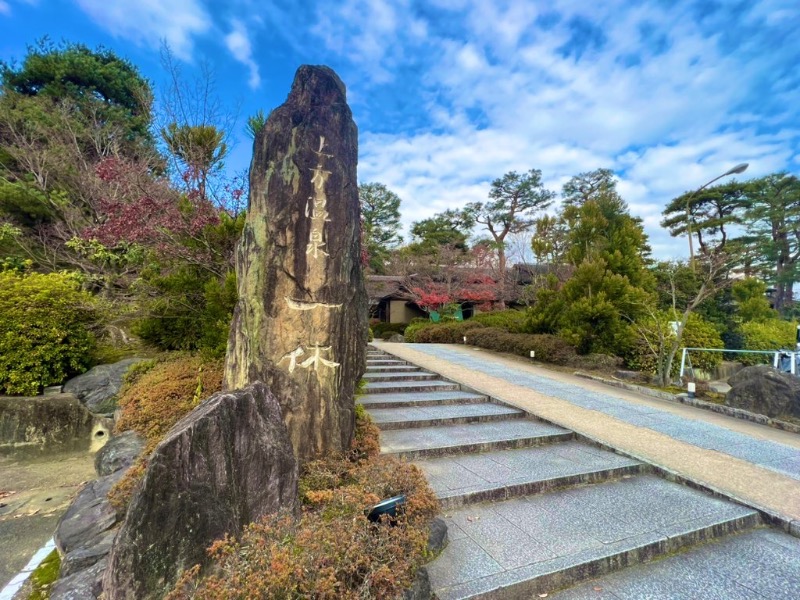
574;372;800;436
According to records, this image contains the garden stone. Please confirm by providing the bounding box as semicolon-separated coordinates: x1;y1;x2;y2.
224;65;367;461
388;334;406;343
54;472;122;555
60;529;117;577
63;358;145;415
94;431;145;476
726;364;800;418
50;557;107;600
104;382;298;600
0;393;93;449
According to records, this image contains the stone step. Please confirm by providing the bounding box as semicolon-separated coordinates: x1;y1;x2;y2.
358;390;490;408
364;380;461;395
380;420;574;460
415;441;647;510
366;403;525;430
365;364;420;373
366;359;409;366
549;527;800;599
428;474;760;600
362;371;439;383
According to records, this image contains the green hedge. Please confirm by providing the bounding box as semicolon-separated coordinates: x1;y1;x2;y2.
466;327;577;365
409;321;487;344
470;310;528;333
0;271;98;395
372;322;407;339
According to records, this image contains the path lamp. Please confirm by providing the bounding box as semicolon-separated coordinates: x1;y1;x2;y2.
686;162;749;266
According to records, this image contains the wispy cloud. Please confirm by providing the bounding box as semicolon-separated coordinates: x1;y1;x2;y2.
0;1;10;16
224;19;260;89
312;0;428;84
314;0;800;257
74;0;211;60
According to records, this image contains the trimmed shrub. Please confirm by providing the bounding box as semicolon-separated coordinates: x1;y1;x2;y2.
466;328;577;365
372;322;407;339
0;271;98;395
403;321;432;342
413;321;486;344
471;310;527;333
739;320;797;366
568;353;623;371
166;411;439;600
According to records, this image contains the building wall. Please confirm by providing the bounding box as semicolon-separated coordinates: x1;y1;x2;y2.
389;300;425;323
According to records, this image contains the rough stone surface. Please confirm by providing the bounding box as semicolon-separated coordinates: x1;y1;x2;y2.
0;393;93;449
428;517;449;554
54;473;121;556
104;382;298;600
726;364;800;418
50;557;107;600
63;358;145;415
94;431;145;477
223;65;367;461
404;567;433;600
388;334;406;343
60;529;117;577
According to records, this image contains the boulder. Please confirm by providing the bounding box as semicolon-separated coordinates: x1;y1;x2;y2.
60;529;117;577
50;557;107;600
0;393;93;450
223;65;367;462
388;333;406;343
104;382;298;600
94;431;145;477
726;364;800;418
63;358;145;415
55;473;121;556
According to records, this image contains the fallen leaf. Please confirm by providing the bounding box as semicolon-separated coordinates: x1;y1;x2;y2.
538;594;548;598
594;587;603;591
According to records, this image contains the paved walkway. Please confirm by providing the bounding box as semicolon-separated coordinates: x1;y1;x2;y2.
363;345;800;599
372;342;800;526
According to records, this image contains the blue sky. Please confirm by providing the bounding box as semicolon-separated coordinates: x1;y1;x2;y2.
2;0;799;259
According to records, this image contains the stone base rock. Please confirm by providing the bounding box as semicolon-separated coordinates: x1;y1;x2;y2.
94;431;145;477
726;364;800;418
63;358;145;415
104;382;298;600
55;473;122;558
0;394;93;450
50;558;107;600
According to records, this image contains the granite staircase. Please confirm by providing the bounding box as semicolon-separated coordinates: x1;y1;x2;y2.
361;346;800;600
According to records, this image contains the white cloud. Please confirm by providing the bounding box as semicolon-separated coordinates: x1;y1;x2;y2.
312;0;427;84
345;0;799;258
224;19;260;89
74;0;211;60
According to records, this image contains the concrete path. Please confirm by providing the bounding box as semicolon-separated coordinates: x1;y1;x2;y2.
0;449;95;590
372;342;800;524
364;344;800;599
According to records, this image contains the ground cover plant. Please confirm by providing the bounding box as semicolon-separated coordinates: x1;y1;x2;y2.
166;404;440;599
108;354;224;511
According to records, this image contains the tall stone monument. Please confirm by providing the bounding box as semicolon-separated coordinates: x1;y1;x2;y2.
224;65;367;461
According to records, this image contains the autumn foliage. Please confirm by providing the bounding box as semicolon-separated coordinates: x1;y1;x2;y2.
108;355;224;511
166;407;440;599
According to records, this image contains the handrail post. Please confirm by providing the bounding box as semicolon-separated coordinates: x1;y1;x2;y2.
679;348;688;379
